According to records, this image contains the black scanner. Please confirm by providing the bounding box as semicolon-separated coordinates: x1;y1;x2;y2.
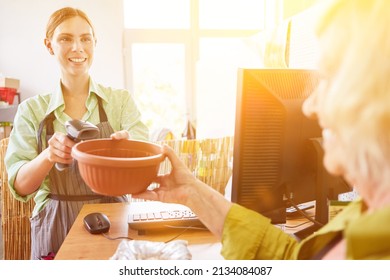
65;119;100;141
83;212;111;234
56;119;100;171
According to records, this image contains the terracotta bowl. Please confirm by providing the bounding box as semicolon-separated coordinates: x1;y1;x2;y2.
72;139;164;196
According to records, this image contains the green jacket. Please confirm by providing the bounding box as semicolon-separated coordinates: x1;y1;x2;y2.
221;199;390;259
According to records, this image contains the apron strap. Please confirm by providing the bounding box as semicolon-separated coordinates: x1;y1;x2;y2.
37;112;56;154
97;96;108;123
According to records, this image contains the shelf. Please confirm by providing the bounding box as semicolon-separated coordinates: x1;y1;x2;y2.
0;104;18;109
0;92;20;109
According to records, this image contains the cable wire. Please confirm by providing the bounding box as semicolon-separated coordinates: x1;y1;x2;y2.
287;198;324;227
101;232;133;241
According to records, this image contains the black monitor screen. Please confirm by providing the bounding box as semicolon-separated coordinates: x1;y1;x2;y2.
232;68;324;224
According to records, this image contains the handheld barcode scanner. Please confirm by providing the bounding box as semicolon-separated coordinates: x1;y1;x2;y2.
55;119;100;171
65;119;100;141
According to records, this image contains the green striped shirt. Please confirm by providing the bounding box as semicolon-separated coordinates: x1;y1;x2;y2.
5;78;149;215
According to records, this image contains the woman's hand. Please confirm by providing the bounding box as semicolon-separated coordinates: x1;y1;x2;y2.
134;144;232;239
47;131;76;164
110;130;130;140
13;131;77;196
133;145;199;206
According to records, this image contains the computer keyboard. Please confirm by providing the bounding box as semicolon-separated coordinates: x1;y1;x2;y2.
128;209;206;233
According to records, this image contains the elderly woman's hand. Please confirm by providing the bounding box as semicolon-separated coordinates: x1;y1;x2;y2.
133;144;199;206
110;130;130;140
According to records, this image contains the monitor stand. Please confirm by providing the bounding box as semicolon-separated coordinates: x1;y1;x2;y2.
294;138;329;240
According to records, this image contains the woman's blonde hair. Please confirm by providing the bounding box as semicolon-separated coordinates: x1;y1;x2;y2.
45;7;96;40
316;0;390;186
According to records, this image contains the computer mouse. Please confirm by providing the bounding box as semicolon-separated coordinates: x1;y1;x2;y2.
83;212;111;234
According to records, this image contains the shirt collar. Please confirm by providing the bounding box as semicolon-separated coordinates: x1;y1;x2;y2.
46;81;65;116
345;204;390;259
89;78;109;103
45;78;108;117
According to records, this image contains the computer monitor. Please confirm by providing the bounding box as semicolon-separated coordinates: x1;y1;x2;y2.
231;68;350;229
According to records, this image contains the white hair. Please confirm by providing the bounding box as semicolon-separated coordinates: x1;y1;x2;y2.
316;0;390;191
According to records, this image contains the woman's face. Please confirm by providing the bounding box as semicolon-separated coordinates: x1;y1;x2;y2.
302;81;347;178
46;16;95;79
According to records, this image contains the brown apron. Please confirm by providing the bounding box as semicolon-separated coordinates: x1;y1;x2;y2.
31;97;127;259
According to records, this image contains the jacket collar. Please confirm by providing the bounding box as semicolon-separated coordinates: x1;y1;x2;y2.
298;199;390;259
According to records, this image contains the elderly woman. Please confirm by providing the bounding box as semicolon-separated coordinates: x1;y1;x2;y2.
135;0;390;259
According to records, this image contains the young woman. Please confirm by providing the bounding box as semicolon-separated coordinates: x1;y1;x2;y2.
135;0;390;259
5;7;149;259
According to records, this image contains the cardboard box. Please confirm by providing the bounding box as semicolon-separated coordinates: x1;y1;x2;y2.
0;77;20;90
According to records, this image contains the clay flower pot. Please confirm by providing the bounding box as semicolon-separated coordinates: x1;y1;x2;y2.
72;139;164;196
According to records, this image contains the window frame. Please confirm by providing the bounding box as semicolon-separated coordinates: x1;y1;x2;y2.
123;0;282;136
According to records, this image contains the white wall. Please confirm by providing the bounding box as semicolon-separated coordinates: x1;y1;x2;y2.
0;0;124;104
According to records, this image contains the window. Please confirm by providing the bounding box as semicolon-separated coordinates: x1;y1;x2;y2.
124;0;190;29
123;0;281;139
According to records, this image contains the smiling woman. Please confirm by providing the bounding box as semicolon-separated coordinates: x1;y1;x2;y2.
4;6;149;259
45;16;96;117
